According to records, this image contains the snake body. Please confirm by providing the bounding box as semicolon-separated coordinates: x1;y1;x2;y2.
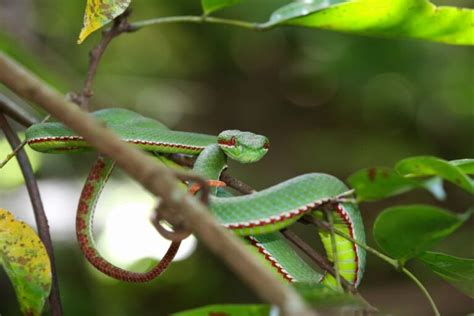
26;108;366;286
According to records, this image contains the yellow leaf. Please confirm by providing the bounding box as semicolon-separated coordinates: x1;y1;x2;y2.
78;0;131;44
0;208;51;316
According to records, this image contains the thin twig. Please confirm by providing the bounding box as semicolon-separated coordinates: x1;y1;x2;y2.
281;229;356;293
168;154;257;194
306;216;440;316
129;15;266;32
0;93;38;127
72;10;132;110
0;114;50;168
323;208;343;291
280;230;378;313
0;52;315;316
220;170;257;194
0;112;62;316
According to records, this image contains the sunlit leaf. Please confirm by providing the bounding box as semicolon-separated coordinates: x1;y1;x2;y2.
173;304;270;316
294;283;363;307
0;134;42;189
451;159;474;175
267;0;474;46
0;208;51;316
78;0;131;44
201;0;242;15
396;156;474;194
373;205;471;263
268;0;347;25
417;251;474;298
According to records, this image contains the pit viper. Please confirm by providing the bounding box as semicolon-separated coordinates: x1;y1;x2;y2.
25;108;366;287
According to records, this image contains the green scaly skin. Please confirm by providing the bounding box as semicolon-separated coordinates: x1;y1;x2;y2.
25;108;366;286
193;145;366;287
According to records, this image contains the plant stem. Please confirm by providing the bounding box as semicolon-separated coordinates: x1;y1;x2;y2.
402;268;440;316
324;209;343;291
73;10;132;110
130;15;267;31
0;112;63;315
0;93;38;127
306;216;440;316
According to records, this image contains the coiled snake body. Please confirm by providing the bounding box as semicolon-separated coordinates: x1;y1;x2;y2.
26;108;366;287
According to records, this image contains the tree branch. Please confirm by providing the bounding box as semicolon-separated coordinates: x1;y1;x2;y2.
72;10;132;110
0;52;315;316
0;112;62;316
0;93;38;127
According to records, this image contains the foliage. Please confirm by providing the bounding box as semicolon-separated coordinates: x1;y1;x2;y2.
78;0;131;43
173;304;270;316
77;0;474;45
348;156;473;201
373;205;470;263
0;0;472;315
274;0;474;45
418;251;474;298
201;0;243;15
0;208;52;316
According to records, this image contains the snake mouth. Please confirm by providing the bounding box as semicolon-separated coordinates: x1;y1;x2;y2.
223;198;331;230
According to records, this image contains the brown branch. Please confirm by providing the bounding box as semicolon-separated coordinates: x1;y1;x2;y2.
0;52;315;316
0;112;62;315
71;10;132;110
168;154;257;194
220;170;257;194
280;229;357;294
0;93;38;127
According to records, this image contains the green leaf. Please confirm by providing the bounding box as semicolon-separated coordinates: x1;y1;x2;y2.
78;0;131;44
451;159;474;175
373;205;470;263
348;167;421;201
347;167;446;201
201;0;242;15
267;0;474;46
268;0;347;25
0;208;52;316
294;283;363;307
172;304;270;316
396;156;474;194
417;251;474;298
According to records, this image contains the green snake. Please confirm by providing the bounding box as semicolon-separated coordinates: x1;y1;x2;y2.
25;108;366;287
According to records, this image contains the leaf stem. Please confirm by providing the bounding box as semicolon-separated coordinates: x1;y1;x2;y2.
324;209;343;291
402;268;440;316
130;15;268;31
305;216;440;316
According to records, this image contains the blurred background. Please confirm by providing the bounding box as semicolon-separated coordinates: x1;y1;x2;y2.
0;0;473;315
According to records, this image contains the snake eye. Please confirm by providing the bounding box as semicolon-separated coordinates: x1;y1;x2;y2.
263;142;270;150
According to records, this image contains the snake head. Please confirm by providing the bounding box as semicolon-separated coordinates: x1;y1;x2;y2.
217;130;269;163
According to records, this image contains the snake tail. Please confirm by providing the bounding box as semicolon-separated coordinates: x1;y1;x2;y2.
76;155;179;282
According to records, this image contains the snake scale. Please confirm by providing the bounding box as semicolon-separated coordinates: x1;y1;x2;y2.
25;108;366;287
